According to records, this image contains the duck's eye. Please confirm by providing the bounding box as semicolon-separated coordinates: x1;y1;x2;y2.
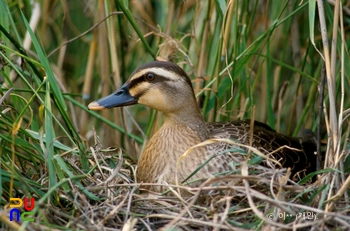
145;73;155;81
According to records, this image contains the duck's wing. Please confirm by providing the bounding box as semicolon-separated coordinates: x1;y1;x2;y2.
207;120;317;180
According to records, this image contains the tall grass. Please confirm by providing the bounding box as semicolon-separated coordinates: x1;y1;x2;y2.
0;0;349;230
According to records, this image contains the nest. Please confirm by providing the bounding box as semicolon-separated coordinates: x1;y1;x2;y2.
2;144;349;231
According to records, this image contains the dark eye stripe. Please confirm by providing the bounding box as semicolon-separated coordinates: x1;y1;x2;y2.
128;74;170;90
128;75;146;90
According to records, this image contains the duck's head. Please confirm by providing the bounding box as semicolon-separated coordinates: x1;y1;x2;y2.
88;61;197;115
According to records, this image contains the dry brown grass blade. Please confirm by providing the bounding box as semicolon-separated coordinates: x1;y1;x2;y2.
326;174;350;203
317;0;338;157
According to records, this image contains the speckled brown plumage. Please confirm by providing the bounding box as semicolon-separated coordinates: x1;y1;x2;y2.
88;61;317;192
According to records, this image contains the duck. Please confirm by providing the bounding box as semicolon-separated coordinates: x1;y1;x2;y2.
88;60;317;192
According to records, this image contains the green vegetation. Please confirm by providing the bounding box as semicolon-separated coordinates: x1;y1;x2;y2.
0;0;349;230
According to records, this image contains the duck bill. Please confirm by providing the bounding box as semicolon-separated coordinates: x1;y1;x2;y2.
88;84;138;110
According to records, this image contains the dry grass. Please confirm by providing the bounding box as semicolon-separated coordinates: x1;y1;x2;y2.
3;140;349;230
3;130;350;230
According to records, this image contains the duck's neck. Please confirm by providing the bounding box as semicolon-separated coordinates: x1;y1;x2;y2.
137;104;209;186
163;104;208;141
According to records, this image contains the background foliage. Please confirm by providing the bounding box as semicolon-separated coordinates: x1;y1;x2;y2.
0;0;349;230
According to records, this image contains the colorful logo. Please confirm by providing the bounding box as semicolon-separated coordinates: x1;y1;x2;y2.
9;198;35;222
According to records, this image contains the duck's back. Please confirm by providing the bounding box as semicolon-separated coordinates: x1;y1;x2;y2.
207;119;317;180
